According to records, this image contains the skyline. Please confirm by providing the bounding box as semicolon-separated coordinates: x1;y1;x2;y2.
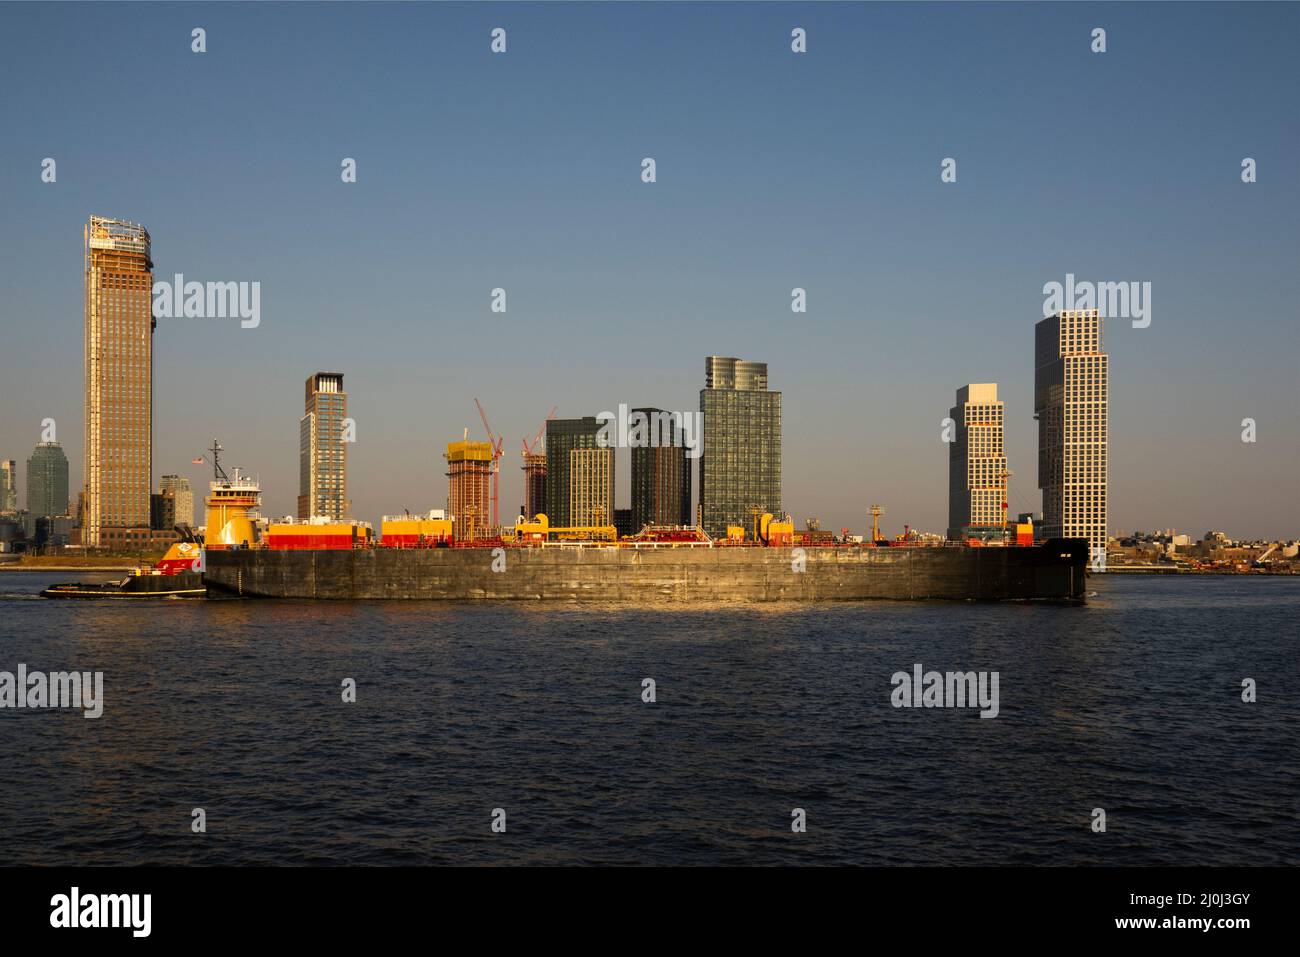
1;3;1297;538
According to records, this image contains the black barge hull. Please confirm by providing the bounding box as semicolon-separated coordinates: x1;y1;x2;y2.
204;540;1089;602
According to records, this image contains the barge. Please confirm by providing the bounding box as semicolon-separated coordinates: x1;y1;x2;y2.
46;442;1090;603
204;537;1089;602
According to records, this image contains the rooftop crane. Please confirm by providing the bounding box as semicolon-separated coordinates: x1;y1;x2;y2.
522;405;558;456
474;398;505;529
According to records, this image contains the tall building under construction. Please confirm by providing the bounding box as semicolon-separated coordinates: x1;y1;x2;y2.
522;452;547;522
298;372;349;520
947;384;1007;540
83;216;154;548
630;408;692;532
446;440;493;541
545;417;606;529
1035;310;1109;557
698;357;781;540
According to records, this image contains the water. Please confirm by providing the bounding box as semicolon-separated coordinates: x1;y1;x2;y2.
1;572;1296;866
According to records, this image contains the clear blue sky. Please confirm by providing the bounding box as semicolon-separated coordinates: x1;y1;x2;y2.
1;2;1296;539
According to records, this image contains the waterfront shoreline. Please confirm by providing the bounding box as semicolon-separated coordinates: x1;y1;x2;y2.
0;565;134;573
1103;566;1297;575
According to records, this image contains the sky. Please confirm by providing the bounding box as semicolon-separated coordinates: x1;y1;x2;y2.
1;1;1297;540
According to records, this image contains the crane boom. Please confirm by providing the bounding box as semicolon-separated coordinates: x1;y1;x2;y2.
473;398;504;528
522;405;558;456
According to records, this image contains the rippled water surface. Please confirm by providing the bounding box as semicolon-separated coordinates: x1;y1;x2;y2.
1;572;1296;865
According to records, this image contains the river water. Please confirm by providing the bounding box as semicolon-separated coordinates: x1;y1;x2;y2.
1;572;1295;865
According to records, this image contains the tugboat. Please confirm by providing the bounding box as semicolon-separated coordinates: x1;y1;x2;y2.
40;530;207;599
41;440;260;600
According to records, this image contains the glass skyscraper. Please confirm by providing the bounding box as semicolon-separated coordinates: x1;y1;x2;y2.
26;441;69;520
545;417;605;529
698;357;781;540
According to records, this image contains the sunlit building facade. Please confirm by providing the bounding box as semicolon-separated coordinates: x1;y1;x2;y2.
570;447;614;528
947;384;1006;540
298;372;349;520
545;417;605;529
1035;310;1108;557
0;460;16;512
158;473;194;527
84;216;154;548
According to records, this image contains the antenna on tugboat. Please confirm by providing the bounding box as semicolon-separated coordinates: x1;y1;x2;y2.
209;439;230;484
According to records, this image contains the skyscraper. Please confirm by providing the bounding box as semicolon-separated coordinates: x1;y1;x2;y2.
84;216;154;548
698;357;781;540
445;440;493;541
298;372;349;520
158;474;194;527
630;408;692;531
0;460;16;512
947;384;1006;540
26;441;69;520
1035;310;1109;558
569;447;614;528
545;417;606;529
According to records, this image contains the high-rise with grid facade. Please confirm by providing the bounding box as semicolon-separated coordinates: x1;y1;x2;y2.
569;447;614;528
84;216;154;548
298;372;349;520
698;357;781;540
1035;310;1108;557
545;417;606;529
158;473;194;527
947;384;1006;540
0;460;16;513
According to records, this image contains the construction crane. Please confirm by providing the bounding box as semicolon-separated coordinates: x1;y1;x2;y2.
473;398;505;529
521;405;558;457
519;406;556;523
869;504;885;543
